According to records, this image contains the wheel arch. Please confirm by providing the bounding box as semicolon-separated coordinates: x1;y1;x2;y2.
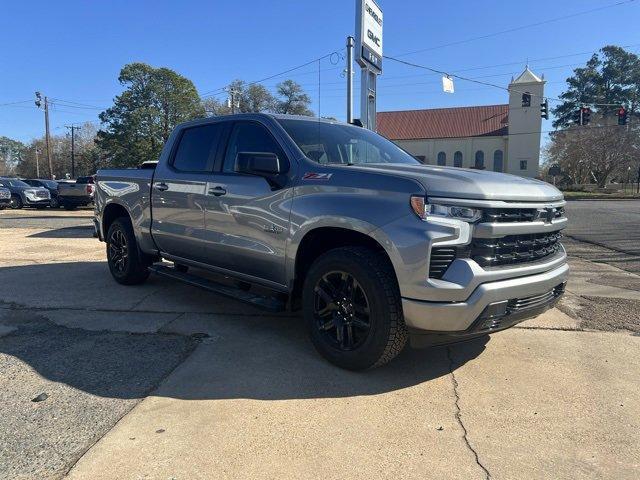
289;224;399;304
102;201;131;238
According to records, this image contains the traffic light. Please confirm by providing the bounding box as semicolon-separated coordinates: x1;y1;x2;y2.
540;99;549;120
573;109;582;125
34;91;42;108
521;92;531;108
617;107;628;125
573;107;592;125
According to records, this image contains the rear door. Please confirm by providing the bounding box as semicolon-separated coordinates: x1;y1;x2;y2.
203;120;294;287
151;122;226;264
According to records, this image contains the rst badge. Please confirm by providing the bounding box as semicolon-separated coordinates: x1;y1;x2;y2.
302;172;333;180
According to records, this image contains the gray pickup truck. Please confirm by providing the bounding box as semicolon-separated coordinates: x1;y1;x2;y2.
57;176;95;210
94;114;568;370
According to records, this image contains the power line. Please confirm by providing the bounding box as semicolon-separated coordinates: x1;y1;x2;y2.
391;0;637;58
49;98;106;110
200;49;342;98
382;54;627;108
0;100;32;107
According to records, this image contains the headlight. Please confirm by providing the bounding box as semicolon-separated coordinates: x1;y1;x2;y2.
410;196;481;222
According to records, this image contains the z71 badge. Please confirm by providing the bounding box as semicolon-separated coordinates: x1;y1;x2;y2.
302;172;333;180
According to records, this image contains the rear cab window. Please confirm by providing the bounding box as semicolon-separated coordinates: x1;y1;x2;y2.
172;123;225;173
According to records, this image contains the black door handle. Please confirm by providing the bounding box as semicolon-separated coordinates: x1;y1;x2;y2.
154;182;169;191
208;186;227;196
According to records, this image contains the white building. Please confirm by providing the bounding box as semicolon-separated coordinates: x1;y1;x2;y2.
377;67;545;178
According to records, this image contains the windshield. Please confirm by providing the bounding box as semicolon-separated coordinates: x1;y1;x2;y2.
40;180;58;188
0;179;29;188
277;119;420;166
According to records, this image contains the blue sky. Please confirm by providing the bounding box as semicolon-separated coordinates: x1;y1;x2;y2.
1;0;639;143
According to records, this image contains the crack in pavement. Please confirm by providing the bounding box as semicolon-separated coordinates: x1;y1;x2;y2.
447;346;491;480
0;299;294;318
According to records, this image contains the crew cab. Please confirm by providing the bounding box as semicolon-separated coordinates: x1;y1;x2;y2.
94;114;568;370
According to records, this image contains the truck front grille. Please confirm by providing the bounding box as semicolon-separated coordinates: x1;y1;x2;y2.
471;231;562;267
482;206;565;223
429;247;457;279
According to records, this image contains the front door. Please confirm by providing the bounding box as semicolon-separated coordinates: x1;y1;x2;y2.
151;122;225;264
203;121;294;287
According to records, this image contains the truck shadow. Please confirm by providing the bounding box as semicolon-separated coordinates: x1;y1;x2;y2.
28;226;95;238
0;261;488;401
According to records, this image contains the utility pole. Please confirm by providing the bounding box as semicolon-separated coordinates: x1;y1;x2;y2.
226;87;240;114
35;148;40;178
65;124;81;179
35;92;54;179
346;36;354;124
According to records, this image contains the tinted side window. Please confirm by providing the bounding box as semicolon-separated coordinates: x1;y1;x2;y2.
172;123;223;173
223;122;286;173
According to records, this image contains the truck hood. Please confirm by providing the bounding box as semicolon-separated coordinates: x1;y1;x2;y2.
348;163;563;202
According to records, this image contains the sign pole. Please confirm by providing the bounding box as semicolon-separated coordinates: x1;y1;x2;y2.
346;36;354;124
355;0;383;130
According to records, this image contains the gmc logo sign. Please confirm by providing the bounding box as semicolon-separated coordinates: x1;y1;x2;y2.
367;29;381;47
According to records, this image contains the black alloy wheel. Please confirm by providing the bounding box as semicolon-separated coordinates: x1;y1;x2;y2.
106;217;151;285
313;270;371;351
108;228;129;274
302;247;408;370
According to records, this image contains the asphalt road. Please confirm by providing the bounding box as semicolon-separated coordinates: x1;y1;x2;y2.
564;200;640;274
564;200;640;255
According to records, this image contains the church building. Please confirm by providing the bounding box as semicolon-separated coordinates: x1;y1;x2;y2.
376;67;545;178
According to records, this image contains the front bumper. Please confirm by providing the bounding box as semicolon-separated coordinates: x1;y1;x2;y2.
24;198;51;206
402;262;569;343
0;198;10;207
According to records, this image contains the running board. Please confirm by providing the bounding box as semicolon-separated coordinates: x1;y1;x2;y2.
148;265;285;312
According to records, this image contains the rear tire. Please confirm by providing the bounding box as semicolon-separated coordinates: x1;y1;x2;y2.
302;247;408;370
106;217;151;285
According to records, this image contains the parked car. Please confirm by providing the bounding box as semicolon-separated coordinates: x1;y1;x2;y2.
24;179;60;208
0;186;11;209
94;114;568;370
57;175;95;210
0;177;51;209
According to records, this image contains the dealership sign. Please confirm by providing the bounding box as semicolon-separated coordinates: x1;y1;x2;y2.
356;0;383;73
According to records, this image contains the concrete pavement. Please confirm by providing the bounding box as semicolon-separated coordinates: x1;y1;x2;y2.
1;209;639;479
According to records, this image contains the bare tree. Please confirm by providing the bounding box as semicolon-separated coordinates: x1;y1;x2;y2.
545;120;639;187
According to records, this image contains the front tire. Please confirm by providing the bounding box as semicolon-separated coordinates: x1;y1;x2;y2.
9;195;22;209
302;247;408;370
106;217;150;285
50;197;59;208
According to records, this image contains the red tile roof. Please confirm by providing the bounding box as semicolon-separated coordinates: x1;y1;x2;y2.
377;104;509;140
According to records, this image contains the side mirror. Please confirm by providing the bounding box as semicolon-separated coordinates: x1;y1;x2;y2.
236;152;286;176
